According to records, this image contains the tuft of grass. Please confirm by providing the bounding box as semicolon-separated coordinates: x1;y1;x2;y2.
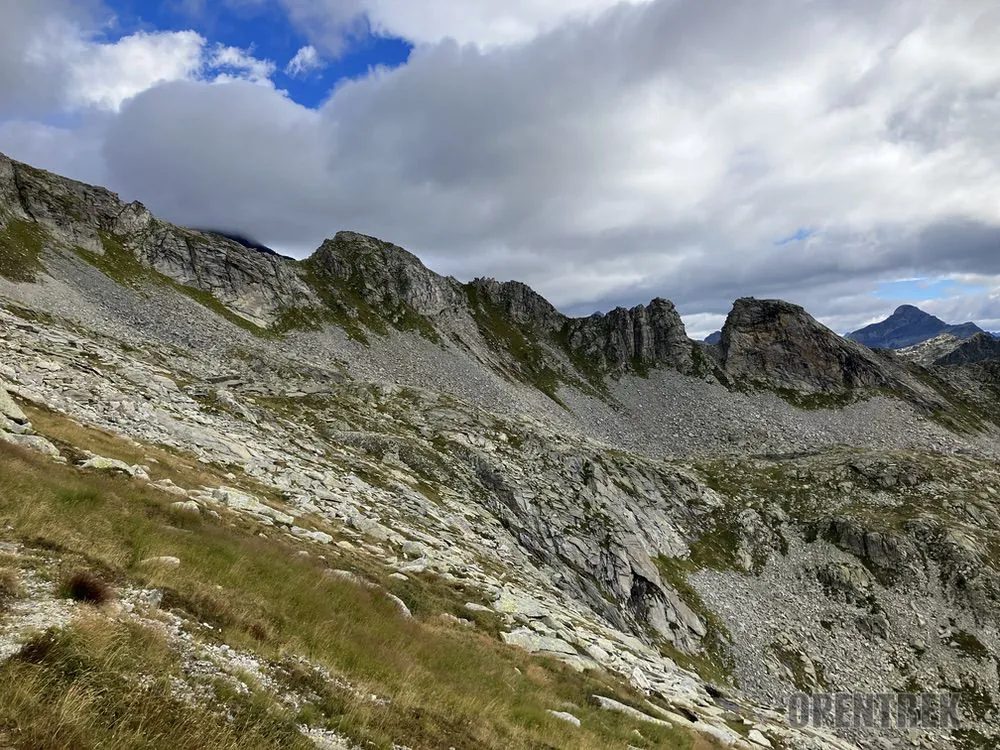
61;569;114;605
0;566;23;604
0;219;47;282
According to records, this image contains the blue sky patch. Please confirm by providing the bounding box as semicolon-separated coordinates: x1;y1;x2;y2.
874;278;988;302
774;227;815;245
102;0;411;109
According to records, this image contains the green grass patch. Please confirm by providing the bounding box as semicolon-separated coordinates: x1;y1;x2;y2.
0;219;46;282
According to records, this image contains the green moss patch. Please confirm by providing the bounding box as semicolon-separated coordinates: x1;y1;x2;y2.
0;219;47;282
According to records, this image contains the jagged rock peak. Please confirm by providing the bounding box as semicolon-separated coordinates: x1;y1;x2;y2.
467;277;565;331
309;231;463;316
313;231;432;271
565;297;693;375
720;297;895;393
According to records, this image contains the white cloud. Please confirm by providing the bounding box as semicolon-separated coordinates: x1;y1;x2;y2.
275;0;653;52
285;45;323;77
209;44;276;85
67;31;207;111
0;1;278;114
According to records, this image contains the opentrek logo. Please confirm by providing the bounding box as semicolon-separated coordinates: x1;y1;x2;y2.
787;692;960;730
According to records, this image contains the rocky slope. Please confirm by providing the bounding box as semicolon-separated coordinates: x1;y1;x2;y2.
900;332;1000;368
2;153;1000;749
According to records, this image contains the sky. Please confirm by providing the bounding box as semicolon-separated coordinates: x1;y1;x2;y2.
1;0;1000;338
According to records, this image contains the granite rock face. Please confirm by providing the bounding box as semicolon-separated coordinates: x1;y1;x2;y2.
720;298;904;394
312;231;465;317
467;279;695;376
564;299;695;375
467;278;565;331
931;332;1000;367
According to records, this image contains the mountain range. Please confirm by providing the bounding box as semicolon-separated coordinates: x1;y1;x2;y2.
2;151;1000;749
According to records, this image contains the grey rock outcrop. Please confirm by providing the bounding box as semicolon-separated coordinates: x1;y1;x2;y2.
0;386;27;425
932;331;1000;367
720;298;902;394
564;298;694;375
311;231;464;317
467;279;695;376
467;278;565;331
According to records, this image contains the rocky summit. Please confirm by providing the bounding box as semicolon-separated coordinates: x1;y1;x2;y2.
848;304;985;350
2;152;1000;750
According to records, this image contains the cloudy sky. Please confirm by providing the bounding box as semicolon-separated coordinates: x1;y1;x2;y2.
2;0;999;337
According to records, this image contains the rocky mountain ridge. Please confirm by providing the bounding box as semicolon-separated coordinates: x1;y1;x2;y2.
899;332;1000;368
3;152;1000;748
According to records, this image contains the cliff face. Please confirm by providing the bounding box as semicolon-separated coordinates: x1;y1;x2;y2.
719;298;900;393
465;279;694;375
466;278;565;332
564;299;694;375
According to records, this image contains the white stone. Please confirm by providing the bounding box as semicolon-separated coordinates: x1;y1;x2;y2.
547;710;581;728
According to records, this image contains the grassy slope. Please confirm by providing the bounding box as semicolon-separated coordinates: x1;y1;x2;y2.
0;407;716;750
0;219;46;282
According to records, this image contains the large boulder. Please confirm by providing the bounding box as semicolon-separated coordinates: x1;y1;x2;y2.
0;386;27;425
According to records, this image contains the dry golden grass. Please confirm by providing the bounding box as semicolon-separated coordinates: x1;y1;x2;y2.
1;615;311;750
0;566;22;604
0;410;723;750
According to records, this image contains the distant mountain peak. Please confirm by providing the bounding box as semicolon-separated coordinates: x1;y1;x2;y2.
848;304;983;350
893;303;933;318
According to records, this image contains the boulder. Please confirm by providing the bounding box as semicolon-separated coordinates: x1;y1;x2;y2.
0;386;27;425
